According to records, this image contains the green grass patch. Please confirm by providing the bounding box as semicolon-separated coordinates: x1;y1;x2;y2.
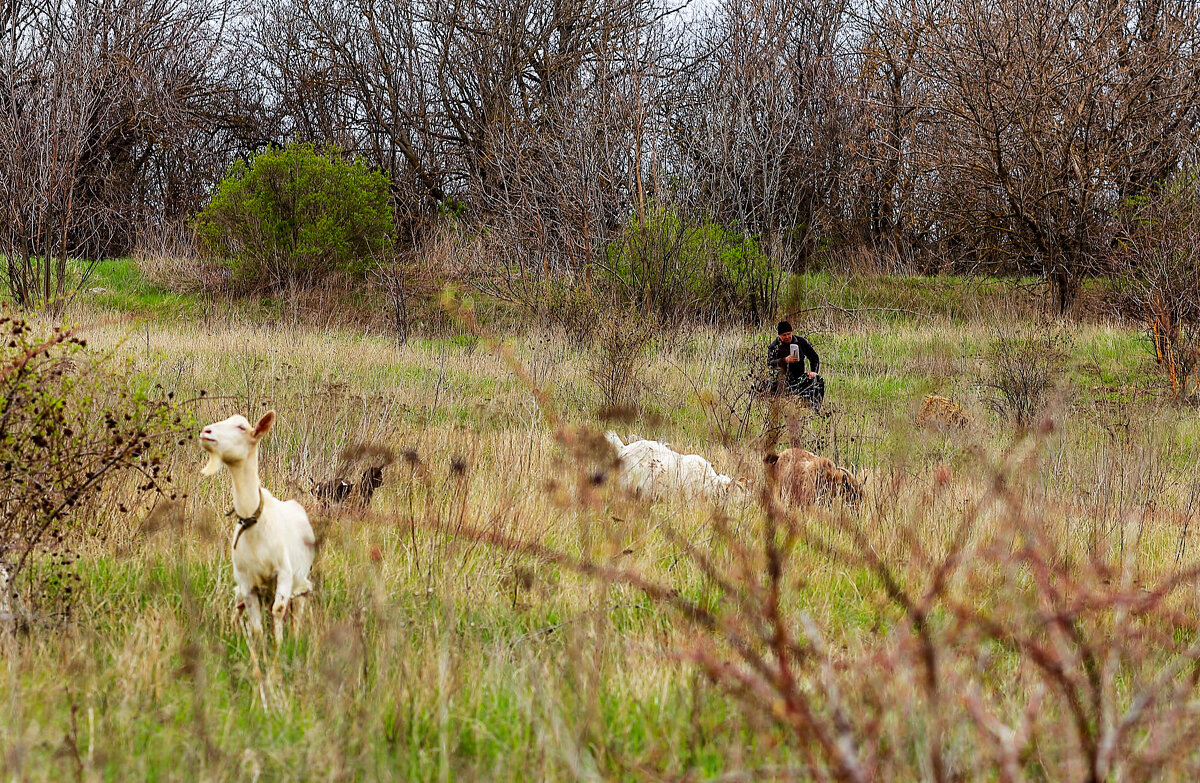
75;258;205;318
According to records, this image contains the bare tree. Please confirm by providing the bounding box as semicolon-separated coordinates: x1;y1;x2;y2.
1;0;105;309
666;0;853;269
899;0;1200;312
839;0;938;271
0;0;261;309
475;14;669;300
1119;171;1200;402
255;0;660;217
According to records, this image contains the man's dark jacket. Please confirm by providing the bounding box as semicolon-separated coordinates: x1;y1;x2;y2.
767;334;820;387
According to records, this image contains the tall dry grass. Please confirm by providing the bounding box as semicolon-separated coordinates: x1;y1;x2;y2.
3;297;1200;780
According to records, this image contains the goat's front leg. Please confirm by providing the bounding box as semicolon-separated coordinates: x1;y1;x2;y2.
272;569;294;642
242;591;265;634
235;573;264;634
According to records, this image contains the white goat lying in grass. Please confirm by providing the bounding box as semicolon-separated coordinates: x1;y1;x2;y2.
606;432;747;502
200;411;315;638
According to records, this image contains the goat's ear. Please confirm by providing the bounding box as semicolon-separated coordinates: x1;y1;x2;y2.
252;410;276;440
763;453;780;465
201;453;224;477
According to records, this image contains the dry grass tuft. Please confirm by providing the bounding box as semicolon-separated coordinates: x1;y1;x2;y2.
916;393;972;430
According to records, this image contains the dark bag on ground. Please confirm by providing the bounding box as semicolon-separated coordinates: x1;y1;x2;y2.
753;372;825;410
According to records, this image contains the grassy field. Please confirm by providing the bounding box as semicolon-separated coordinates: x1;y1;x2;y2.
4;263;1200;780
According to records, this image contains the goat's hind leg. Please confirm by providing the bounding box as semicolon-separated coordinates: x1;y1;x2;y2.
289;594;307;631
288;574;313;632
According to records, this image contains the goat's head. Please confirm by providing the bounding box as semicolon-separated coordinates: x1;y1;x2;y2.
837;468;864;505
358;465;386;504
199;411;275;476
727;476;752;501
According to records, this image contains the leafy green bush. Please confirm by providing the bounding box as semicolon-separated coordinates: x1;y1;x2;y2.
602;207;781;324
194;144;393;286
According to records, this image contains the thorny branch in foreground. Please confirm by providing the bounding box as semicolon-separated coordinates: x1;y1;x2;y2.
0;312;189;628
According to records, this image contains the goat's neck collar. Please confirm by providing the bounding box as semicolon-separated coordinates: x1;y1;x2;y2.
228;489;264;524
228;489;264;549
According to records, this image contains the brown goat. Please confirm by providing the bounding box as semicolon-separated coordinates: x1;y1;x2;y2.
314;464;388;508
764;448;863;507
313;443;394;509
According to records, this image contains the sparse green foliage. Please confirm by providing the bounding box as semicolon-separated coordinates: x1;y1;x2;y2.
194;144;393;287
602;207;781;324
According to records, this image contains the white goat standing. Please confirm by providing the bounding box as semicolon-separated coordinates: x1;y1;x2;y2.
200;411;315;638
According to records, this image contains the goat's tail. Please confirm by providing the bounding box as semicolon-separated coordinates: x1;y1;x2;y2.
604;431;625;453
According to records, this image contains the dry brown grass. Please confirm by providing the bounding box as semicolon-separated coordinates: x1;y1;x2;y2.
3;296;1200;780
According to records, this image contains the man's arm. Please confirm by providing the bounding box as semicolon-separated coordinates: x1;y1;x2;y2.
766;338;787;369
798;337;819;374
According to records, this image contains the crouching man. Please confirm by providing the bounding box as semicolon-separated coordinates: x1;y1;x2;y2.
766;320;825;410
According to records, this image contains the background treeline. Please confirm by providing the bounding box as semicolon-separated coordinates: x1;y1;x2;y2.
3;0;1200;316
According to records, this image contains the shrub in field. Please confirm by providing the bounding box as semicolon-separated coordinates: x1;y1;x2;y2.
696;337;768;444
0;312;187;628
602;207;782;324
980;323;1070;428
585;307;655;414
1119;172;1200;403
194;144;393;287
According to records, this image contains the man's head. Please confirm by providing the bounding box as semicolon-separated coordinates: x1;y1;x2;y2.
777;320;793;341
